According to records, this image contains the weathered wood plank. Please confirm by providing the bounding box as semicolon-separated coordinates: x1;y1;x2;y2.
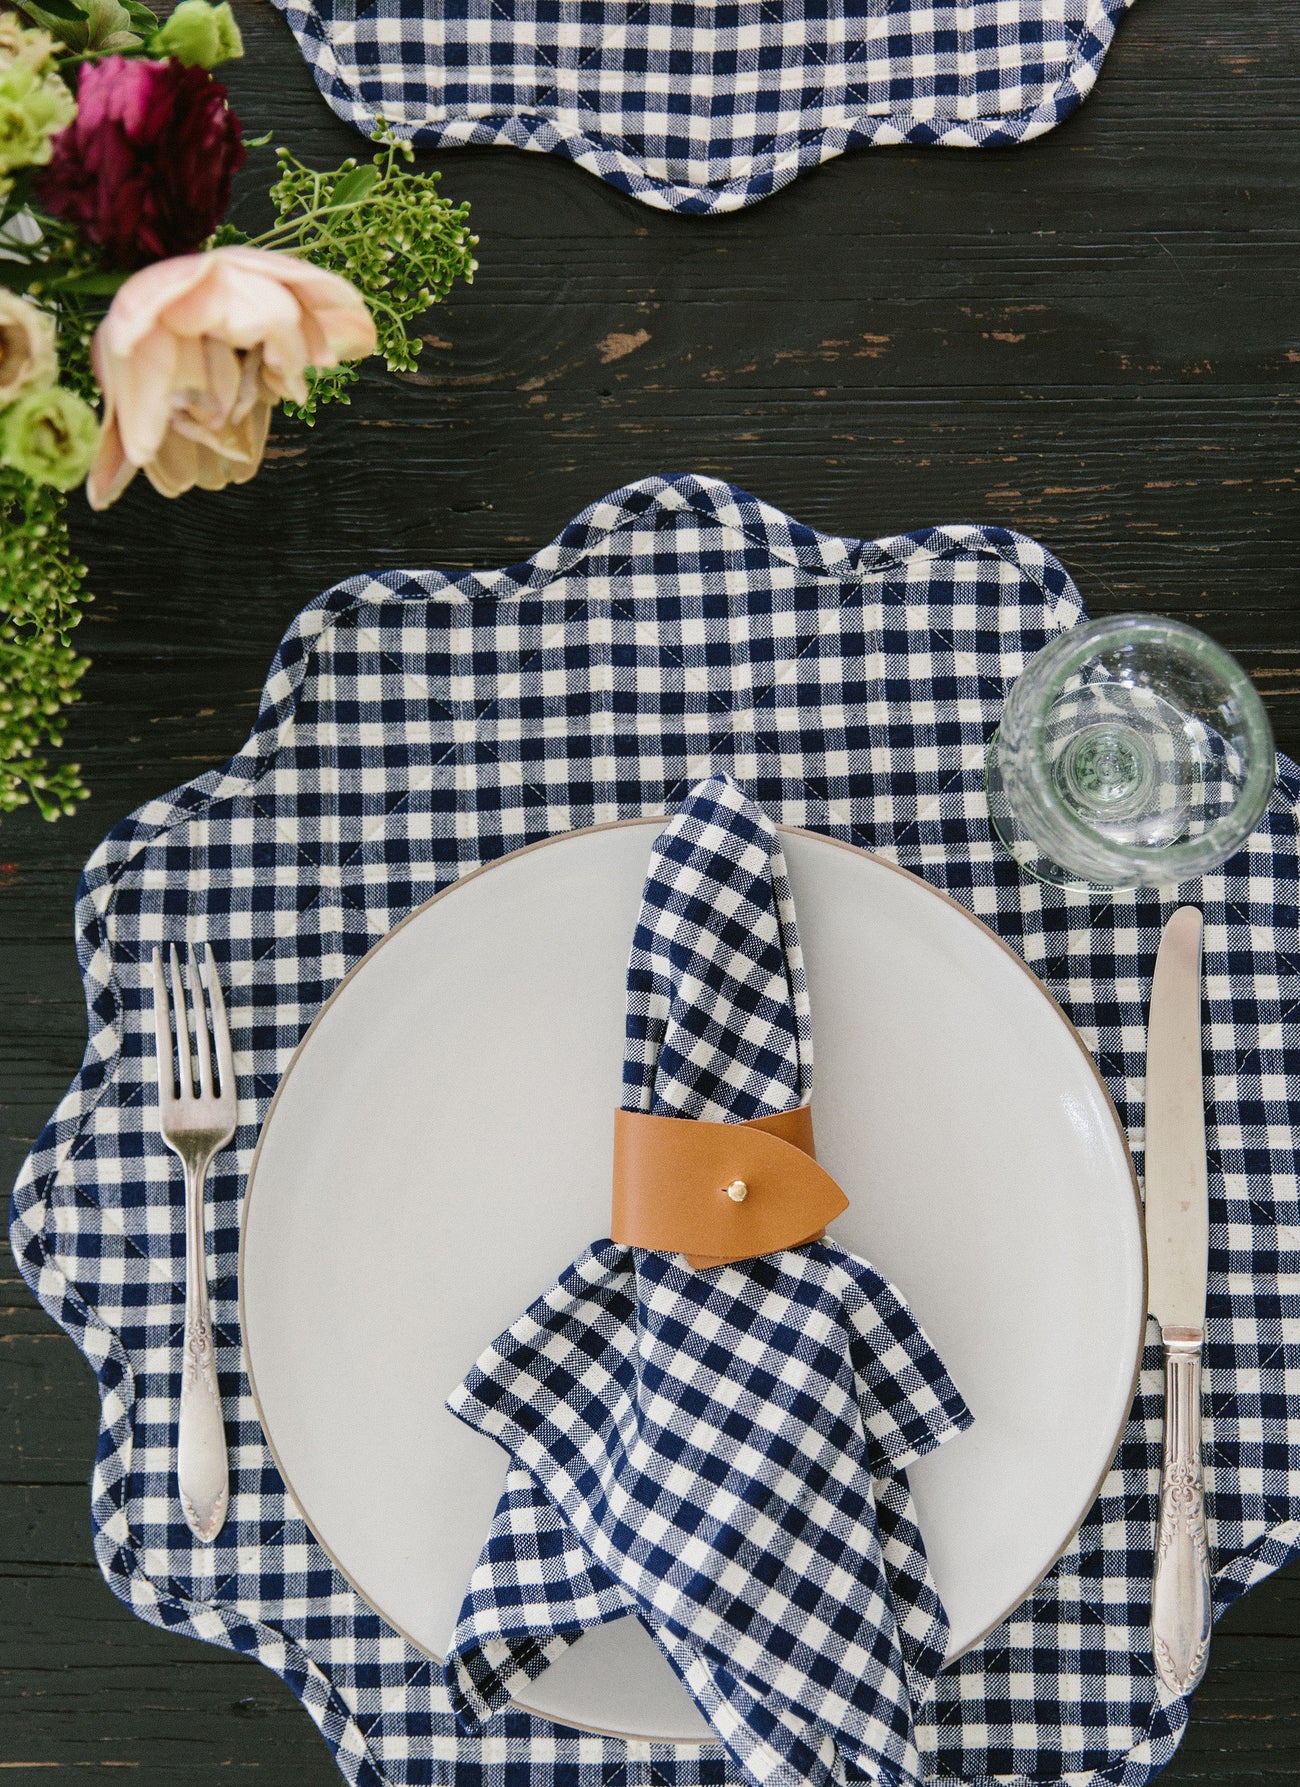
1;1576;340;1777
55;392;1300;771
4;0;1298;1770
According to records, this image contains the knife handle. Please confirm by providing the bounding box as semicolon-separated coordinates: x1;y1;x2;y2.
1152;1329;1211;1695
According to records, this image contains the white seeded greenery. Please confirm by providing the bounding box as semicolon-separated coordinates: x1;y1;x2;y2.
221;122;479;422
3;99;476;823
0;462;89;819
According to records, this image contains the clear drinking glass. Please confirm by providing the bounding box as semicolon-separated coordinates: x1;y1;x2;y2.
986;615;1275;889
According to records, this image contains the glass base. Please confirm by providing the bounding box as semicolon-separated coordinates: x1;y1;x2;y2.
982;612;1275;891
985;730;1177;893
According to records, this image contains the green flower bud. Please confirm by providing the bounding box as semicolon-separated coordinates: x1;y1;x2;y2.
0;385;100;491
0;50;76;174
153;0;243;68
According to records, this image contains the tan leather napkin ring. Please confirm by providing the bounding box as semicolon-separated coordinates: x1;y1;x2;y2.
610;1106;849;1269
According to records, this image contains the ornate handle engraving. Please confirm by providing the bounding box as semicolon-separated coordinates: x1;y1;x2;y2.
182;1315;221;1400
1151;1332;1211;1694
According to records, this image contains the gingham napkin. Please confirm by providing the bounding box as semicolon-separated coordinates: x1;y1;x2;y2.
443;773;973;1787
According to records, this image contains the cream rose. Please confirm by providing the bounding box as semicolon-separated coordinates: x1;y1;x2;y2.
0;19;56;65
86;245;377;509
0;288;57;402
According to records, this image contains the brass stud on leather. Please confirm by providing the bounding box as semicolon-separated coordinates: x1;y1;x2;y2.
725;1179;749;1203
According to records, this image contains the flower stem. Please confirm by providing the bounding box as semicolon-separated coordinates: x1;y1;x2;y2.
242;197;373;249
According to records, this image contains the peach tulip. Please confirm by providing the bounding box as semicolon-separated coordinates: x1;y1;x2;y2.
86;245;376;508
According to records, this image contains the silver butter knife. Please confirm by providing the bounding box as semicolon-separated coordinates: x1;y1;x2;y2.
1146;906;1212;1694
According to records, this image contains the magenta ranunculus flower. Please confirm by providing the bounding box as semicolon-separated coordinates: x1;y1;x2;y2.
36;57;245;271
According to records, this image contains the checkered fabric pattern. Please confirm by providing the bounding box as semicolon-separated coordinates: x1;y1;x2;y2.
622;774;812;1122
268;0;1138;214
10;473;1300;1787
443;772;972;1787
443;1459;954;1726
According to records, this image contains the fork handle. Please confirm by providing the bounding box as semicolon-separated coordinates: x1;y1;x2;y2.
178;1156;229;1544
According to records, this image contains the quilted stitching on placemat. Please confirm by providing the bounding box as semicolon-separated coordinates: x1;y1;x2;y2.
268;0;1137;213
10;473;1300;1787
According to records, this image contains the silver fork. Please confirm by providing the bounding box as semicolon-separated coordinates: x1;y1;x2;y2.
150;944;237;1544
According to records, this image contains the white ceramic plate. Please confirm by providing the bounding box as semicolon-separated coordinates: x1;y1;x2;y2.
241;823;1144;1742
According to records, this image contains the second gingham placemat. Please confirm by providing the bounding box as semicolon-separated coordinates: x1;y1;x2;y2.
11;473;1300;1787
271;0;1138;214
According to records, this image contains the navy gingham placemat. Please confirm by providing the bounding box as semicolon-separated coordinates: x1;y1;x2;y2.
10;473;1300;1787
269;0;1138;214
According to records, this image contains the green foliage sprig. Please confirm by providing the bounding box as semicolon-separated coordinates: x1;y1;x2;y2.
0;461;89;819
0;0;476;829
220;124;478;422
10;0;239;68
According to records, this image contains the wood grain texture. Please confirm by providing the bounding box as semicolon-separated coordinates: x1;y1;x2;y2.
2;0;1299;1773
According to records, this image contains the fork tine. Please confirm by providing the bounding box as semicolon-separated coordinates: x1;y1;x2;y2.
168;944;192;1097
202;944;235;1105
149;949;178;1109
187;945;214;1099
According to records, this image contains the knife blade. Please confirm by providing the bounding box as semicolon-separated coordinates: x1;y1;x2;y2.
1146;905;1212;1696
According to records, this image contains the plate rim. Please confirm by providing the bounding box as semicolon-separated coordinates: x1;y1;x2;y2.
239;819;1146;1735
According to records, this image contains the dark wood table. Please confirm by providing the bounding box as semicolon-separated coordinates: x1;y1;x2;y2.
4;0;1299;1773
